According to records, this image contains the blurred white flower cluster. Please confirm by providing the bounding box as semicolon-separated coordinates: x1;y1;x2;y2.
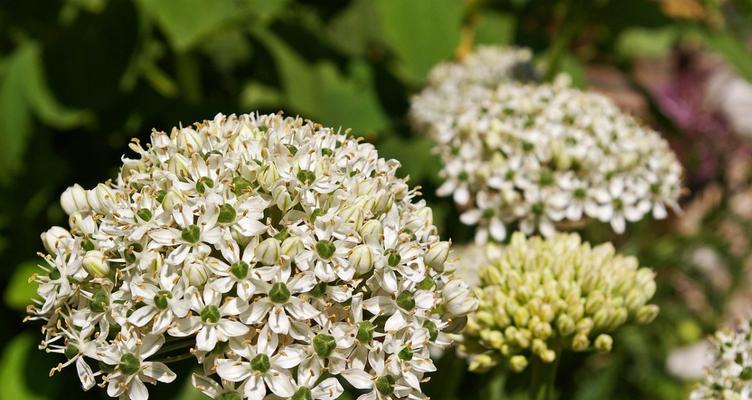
410;47;683;242
29;113;477;400
461;233;658;372
691;320;752;400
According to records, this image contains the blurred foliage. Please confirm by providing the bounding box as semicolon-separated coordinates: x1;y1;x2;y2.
2;0;752;399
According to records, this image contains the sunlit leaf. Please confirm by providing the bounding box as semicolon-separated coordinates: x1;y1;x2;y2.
474;11;516;46
0;334;58;400
137;0;239;52
254;29;388;136
616;27;678;59
375;0;464;84
0;43;90;183
5;261;39;311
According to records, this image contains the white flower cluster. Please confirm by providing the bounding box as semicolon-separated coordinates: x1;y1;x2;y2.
29;113;477;400
691;320;752;400
410;47;683;242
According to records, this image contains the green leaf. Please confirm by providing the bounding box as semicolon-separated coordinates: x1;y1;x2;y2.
377;136;440;184
0;334;58;399
326;0;381;56
5;261;40;311
240;82;283;109
0;42;90;183
375;0;464;84
474;11;516;46
616;27;678;59
700;30;752;82
137;0;239;52
254;29;388;136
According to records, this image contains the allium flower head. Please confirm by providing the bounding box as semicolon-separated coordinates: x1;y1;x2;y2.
28;113;477;400
410;47;683;242
461;232;658;372
691;320;752;400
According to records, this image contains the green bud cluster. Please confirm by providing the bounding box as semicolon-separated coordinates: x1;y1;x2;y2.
462;232;658;372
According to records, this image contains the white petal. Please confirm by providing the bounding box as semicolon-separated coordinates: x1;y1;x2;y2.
268;307;290;334
286;297;320;320
218;320;250;337
128;378;149;400
196;326;218;352
340;369;372;390
265;370;296;397
128;306;158;327
217;360;252;382
139;334;165;358
141;362;176;383
313;377;344;400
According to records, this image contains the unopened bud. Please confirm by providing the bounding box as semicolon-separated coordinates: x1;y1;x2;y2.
82;250;110;278
41;226;72;254
281;236;304;258
424;241;450;271
594;334;613;353
350;245;373;275
509;355;528;372
360;220;383;245
256;238;280;266
635;304;659;324
60;184;89;215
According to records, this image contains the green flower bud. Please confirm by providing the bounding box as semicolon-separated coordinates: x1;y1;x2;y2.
635;304;659;324
218;204;237;224
312;334;337;358
269;282;290;304
250;353;271;372
509;355;528;372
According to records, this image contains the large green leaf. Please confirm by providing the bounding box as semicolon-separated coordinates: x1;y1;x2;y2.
254;29;388;136
375;0;465;84
5;261;40;311
616;27;678;59
137;0;239;52
0;43;90;183
0;334;59;400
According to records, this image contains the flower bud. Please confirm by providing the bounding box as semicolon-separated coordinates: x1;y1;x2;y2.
372;190;394;215
60;184;89;215
256;237;280;266
41;226;72;254
442;280;478;316
82;250;110;278
272;186;295;212
572;333;590;352
281;236;304;258
87;184;115;214
424;241;450;271
635;304;659;324
162;189;186;211
184;262;208;286
556;314;575;336
509;355;528;372
168;154;191;180
594;334;613;353
338;205;364;230
258;164;279;191
176;127;202;153
350;245;373;275
360;220;383;245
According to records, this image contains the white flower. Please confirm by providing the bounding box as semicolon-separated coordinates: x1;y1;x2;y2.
99;333;176;400
169;286;249;352
29;113;476;399
411;47;683;241
691;320;752;399
216;326;303;399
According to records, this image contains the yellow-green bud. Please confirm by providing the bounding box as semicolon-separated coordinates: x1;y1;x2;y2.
594;334;613;353
425;241;450;271
350;245;373;275
509;355;528;372
256;238;281;266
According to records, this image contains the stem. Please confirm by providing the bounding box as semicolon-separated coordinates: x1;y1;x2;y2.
528;355;560;400
544;0;580;81
154;352;195;364
455;0;481;60
175;52;201;103
153;338;195;356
